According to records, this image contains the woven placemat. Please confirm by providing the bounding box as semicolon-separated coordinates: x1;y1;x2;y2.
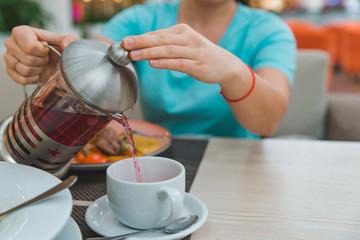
157;138;208;192
66;138;208;239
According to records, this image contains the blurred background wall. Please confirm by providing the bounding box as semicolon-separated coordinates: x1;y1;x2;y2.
0;0;359;41
37;0;73;34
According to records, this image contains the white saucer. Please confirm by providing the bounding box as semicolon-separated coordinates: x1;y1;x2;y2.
0;162;72;240
54;217;82;240
85;193;208;240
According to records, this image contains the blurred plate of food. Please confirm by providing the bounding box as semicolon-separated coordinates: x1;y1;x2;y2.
70;119;171;170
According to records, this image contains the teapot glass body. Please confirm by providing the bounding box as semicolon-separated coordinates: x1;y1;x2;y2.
0;63;111;177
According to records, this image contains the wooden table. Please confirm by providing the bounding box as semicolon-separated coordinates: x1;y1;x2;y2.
190;138;360;239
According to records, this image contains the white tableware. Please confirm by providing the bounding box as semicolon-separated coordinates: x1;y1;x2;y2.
107;157;185;229
54;217;82;240
0;175;77;218
85;193;208;240
0;162;73;240
86;215;198;240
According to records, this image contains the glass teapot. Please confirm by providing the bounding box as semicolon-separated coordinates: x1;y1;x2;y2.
0;39;138;178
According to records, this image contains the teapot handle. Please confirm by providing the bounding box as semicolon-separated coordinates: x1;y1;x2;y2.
43;43;62;57
22;43;61;100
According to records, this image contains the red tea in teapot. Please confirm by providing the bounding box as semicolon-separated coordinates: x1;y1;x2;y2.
2;76;112;174
31;104;109;147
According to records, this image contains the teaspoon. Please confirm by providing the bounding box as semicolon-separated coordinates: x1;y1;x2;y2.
86;214;199;240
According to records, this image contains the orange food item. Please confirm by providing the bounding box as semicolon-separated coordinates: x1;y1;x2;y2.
76;152;85;163
106;155;131;162
83;153;107;164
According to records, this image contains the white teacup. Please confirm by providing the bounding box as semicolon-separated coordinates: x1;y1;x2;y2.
106;156;185;229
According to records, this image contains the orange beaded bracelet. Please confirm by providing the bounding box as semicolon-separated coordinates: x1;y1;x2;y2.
219;65;256;103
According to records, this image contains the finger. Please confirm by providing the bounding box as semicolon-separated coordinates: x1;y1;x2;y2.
12;26;49;57
15;60;44;77
7;48;49;67
59;35;78;49
149;58;198;74
122;24;194;50
13;26;78;56
5;53;43;78
5;33;49;66
3;52;19;70
6;66;39;85
147;23;190;35
130;45;195;61
42;34;78;50
33;28;78;49
122;33;187;50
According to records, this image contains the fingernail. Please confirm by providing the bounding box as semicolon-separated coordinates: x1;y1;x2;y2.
150;59;158;66
123;38;134;47
131;50;141;59
63;39;70;47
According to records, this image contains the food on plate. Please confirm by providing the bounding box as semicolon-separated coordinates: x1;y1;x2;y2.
95;128;121;155
82;153;107;164
72;127;161;164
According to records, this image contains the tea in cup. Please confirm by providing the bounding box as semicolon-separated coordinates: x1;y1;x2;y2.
106;156;185;229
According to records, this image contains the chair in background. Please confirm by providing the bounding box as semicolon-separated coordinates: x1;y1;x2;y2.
327;93;360;141
286;20;336;89
322;23;343;65
271;49;330;140
337;22;360;83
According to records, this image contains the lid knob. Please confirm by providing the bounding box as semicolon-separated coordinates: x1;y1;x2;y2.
108;42;131;66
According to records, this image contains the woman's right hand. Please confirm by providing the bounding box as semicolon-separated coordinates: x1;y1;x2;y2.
3;25;78;85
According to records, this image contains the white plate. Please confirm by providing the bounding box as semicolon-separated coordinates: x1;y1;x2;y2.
0;162;73;240
54;217;82;240
85;193;208;240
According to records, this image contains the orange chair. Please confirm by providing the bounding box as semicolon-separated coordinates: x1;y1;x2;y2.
336;22;360;82
324;21;360;65
323;23;343;65
286;20;337;89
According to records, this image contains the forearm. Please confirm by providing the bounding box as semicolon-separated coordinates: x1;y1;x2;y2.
219;60;290;137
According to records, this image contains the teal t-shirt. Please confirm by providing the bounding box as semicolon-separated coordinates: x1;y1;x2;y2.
101;0;296;138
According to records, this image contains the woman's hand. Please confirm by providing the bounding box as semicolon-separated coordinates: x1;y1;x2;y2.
3;25;78;85
122;23;243;85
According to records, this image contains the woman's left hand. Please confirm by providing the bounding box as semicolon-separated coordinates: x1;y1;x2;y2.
121;23;242;85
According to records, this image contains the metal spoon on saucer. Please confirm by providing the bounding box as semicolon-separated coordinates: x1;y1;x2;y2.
86;215;199;240
0;175;77;219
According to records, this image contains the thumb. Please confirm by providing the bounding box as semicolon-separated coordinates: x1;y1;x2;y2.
59;35;78;49
32;27;78;50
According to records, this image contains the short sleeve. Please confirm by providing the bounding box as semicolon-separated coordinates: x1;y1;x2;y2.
249;12;297;85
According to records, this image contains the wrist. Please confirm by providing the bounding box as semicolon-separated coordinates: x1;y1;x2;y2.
219;63;255;102
219;61;246;90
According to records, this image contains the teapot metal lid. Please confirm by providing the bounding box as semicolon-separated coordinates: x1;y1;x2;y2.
60;39;138;113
